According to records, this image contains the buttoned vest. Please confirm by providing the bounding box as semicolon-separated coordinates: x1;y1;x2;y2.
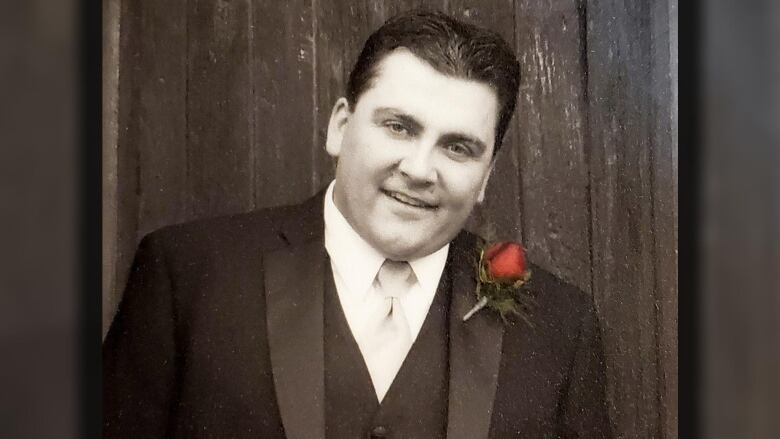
323;265;450;439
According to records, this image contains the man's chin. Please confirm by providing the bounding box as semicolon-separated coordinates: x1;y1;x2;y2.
371;235;447;261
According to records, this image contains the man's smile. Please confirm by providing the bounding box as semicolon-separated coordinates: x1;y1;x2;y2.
381;189;438;210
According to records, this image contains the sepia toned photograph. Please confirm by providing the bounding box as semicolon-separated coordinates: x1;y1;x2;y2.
103;1;677;438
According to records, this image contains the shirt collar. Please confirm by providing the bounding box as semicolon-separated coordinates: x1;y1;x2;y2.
323;180;449;295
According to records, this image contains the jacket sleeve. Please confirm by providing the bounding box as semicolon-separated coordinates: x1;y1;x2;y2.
103;232;177;438
559;300;614;438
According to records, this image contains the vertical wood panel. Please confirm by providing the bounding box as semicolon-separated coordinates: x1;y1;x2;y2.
651;1;678;437
448;1;524;245
513;0;592;291
112;0;140;335
187;0;254;218
313;0;448;191
586;0;660;436
102;0;121;335
251;1;315;207
134;0;188;239
110;0;188;333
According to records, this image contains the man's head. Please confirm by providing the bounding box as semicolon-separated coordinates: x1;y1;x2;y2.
326;10;520;261
347;10;520;154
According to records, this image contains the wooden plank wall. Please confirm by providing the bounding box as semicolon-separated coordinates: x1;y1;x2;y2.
103;0;677;437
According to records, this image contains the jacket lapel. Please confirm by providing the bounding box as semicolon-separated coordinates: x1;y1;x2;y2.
264;193;327;439
447;232;506;439
263;192;505;439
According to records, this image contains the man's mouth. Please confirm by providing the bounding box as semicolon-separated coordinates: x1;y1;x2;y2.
382;190;437;209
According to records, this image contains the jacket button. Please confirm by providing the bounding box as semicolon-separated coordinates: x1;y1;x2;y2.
369;425;388;438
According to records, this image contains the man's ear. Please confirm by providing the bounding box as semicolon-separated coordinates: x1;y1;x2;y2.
476;159;496;203
325;97;352;158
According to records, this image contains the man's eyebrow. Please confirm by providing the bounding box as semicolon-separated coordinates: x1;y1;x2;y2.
372;107;489;155
372;107;423;132
439;133;489;156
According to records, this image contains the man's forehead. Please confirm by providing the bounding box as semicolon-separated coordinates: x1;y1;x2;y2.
361;50;499;106
356;50;499;144
368;49;460;87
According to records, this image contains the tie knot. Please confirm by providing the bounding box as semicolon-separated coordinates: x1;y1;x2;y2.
376;260;413;299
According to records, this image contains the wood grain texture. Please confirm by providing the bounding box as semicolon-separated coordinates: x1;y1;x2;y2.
134;0;189;239
251;0;315;207
449;0;524;245
513;0;592;292
586;0;661;436
102;0;121;335
651;1;677;437
187;0;255;218
110;0;139;337
111;0;189;333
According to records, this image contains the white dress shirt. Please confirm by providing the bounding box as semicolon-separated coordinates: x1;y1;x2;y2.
323;181;449;396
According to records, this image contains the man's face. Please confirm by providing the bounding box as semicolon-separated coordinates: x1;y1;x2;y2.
326;49;498;260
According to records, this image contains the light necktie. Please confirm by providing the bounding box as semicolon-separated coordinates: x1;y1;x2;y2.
360;259;414;402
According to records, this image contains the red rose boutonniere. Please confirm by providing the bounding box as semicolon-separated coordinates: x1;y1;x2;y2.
462;241;534;325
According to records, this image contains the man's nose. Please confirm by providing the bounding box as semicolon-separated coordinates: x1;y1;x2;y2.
397;143;437;184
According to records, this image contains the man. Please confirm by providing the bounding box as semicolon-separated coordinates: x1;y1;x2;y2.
104;10;612;439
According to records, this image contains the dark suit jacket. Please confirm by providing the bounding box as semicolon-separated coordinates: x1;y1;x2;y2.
103;191;612;438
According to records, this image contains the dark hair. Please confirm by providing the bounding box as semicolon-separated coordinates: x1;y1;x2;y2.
346;10;521;155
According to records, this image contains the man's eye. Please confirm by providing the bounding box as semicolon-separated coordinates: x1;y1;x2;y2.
446;143;472;157
385;121;410;136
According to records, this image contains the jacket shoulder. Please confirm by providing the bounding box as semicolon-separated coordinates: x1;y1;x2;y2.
509;262;599;344
527;264;595;315
141;199;315;259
